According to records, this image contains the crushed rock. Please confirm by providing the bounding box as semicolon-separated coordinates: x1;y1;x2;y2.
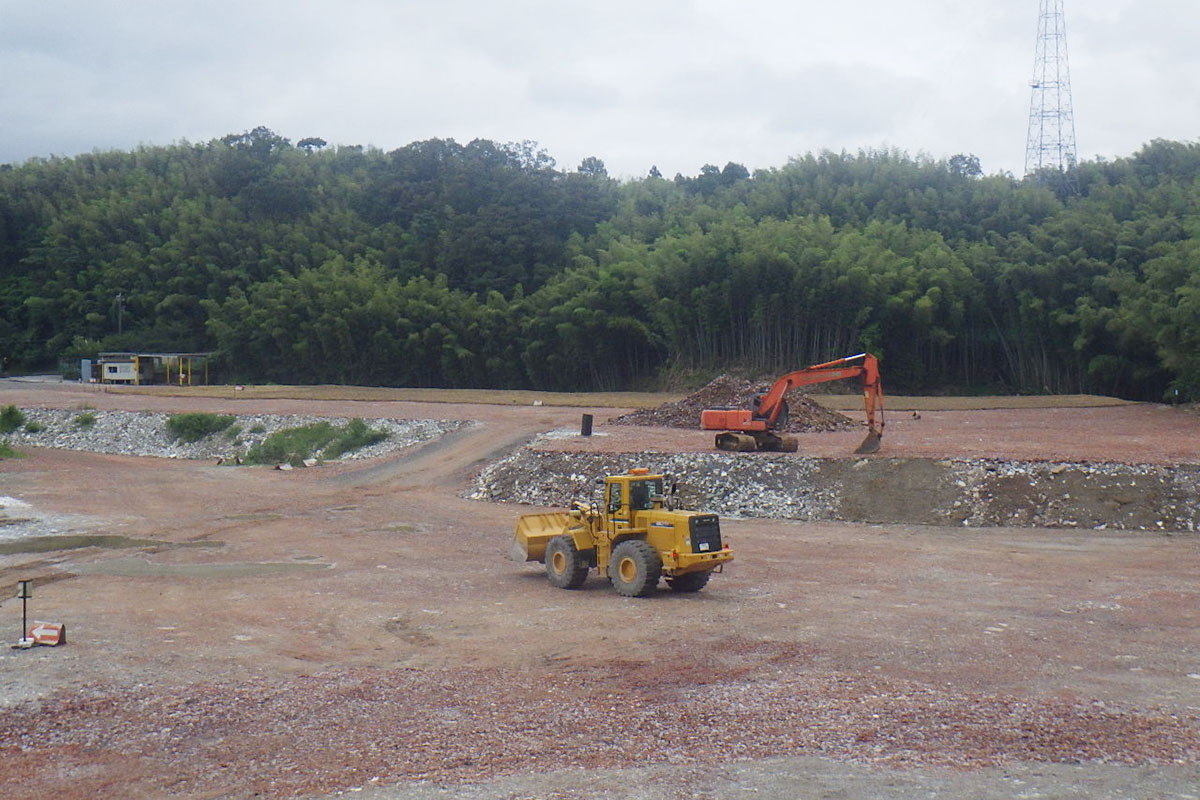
3;408;464;462
610;374;856;432
468;449;836;520
468;447;1200;532
947;459;1200;531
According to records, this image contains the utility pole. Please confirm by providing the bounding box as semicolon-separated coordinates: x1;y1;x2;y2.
1024;0;1078;193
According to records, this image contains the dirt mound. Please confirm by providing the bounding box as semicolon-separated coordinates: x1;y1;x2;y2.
610;374;857;432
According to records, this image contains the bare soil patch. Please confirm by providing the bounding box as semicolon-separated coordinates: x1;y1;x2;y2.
0;381;1197;799
2;645;1196;798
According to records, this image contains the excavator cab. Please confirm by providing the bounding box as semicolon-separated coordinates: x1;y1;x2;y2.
751;394;789;428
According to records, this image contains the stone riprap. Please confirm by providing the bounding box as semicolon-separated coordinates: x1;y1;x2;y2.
3;408;464;462
468;445;1200;533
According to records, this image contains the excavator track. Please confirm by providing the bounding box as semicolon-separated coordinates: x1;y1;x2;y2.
714;431;799;452
714;432;758;452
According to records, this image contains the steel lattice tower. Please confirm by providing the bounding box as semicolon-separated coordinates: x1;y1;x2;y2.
1024;0;1078;182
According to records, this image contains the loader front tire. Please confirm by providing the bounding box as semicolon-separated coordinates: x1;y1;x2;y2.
609;539;662;597
666;570;711;593
545;535;588;589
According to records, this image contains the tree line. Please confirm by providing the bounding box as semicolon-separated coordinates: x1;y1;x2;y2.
2;128;1198;399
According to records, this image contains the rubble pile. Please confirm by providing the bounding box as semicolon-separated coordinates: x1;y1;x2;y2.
610;374;857;432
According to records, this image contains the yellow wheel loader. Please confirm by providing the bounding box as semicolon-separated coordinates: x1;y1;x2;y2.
508;468;732;597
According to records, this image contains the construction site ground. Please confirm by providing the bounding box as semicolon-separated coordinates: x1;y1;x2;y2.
0;379;1198;799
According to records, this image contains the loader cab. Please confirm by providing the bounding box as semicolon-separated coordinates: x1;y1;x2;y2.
606;481;626;522
630;477;664;511
605;470;665;529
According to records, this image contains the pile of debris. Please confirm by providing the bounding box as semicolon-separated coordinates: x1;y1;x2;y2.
610;374;857;432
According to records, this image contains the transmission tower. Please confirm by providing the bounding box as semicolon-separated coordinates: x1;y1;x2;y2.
1024;0;1078;186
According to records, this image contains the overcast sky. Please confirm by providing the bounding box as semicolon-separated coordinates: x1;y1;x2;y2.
1;1;1196;179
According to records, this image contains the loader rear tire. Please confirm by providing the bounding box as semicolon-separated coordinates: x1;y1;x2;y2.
545;535;588;589
609;539;662;597
666;570;711;593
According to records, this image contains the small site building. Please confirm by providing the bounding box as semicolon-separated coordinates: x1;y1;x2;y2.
89;352;213;386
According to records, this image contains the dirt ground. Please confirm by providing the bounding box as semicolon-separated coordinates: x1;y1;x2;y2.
0;380;1198;799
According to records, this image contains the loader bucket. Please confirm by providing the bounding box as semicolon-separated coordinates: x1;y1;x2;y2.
509;511;571;563
853;429;882;455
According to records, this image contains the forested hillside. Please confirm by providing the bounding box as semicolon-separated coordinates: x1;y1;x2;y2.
2;128;1198;399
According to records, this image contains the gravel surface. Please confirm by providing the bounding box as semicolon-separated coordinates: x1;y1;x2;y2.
1;643;1196;799
329;759;1200;800
0;495;100;542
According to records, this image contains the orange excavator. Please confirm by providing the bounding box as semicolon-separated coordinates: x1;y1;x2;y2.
700;353;885;454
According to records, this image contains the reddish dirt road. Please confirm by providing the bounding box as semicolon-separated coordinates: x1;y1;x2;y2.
0;381;1197;799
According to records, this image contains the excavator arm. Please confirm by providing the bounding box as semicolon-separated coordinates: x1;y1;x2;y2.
701;353;885;454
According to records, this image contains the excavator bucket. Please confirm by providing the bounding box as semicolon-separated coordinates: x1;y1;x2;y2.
508;511;571;563
853;429;882;455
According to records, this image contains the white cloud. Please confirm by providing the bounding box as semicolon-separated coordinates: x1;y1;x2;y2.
0;0;1196;178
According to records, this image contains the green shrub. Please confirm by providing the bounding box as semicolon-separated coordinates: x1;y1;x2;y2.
0;405;26;434
243;419;389;466
23;421;46;433
249;423;266;434
0;441;21;459
224;424;242;440
320;418;389;459
74;412;97;429
166;412;236;443
244;422;337;466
